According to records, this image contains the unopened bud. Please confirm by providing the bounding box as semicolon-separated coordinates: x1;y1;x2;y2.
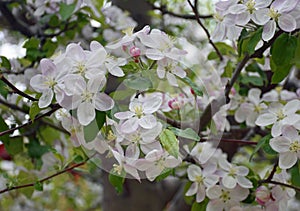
256;186;272;205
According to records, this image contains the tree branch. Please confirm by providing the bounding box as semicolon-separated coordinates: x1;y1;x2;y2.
0;104;60;137
198;30;286;132
260;180;300;193
150;3;213;20
0;158;89;194
187;0;223;61
0;74;37;102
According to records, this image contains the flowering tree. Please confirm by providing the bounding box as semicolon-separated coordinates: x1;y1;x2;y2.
0;0;300;210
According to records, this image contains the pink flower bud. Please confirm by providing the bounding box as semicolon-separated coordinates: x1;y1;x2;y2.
129;46;141;58
255;186;272;205
190;88;195;95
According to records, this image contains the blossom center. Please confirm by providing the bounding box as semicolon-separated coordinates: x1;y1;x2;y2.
82;90;93;102
113;164;123;175
220;189;231;202
276;109;285;120
107;130;116;142
76;62;87;75
289;141;300;153
195;175;204;184
214;13;224;22
134;105;144;118
268;8;281;21
246;0;256;14
44;77;56;88
228;167;237;177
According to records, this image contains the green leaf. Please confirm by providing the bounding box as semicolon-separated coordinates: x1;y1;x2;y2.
181;77;203;96
249;134;271;162
26;139;49;159
23;37;40;49
238;28;263;56
0;116;9;144
207;42;236;60
59;2;76;21
0;79;9;98
293;34;300;68
241;75;264;86
123;75;152;91
0;56;11;70
191;198;209;211
262;137;277;155
291;162;300;187
29;102;41;121
155;168;173;182
270;33;297;83
83;110;106;142
271;33;297;66
34;181;43;191
168;127;200;141
108;170;125;194
221;60;233;78
5;136;23;155
159;129;179;158
184;181;194;205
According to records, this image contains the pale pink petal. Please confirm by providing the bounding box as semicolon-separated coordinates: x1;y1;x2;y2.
142;97;162;114
146;166;162;181
139;115;157;129
30;75;48;92
145;49;164;60
40;58;57;77
88;74;106;93
187;165;202;181
271;121;283;137
237;176;253;188
270;136;291;153
282;126;299;140
78;101;95;126
39;89;53;108
114;111;135;120
278;14;296;32
196;185;206;202
64;74;85;95
211;23;226;42
166;72;178;87
121;117;139;133
252;8;270;25
94;93;114;111
164;156;181;168
248;88;261;105
262;20;276;41
283;99;300;115
124;164;140;181
222;176;237;189
206;186;222;199
185;182;198;196
255;113;277;126
279;152;297;169
157;67;166;79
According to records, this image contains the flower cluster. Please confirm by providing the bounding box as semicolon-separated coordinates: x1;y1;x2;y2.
184;142;253;210
212;0;300;41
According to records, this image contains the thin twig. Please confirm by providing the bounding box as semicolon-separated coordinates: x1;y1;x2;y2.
0;158;89;194
0;98;28;113
204;137;257;145
187;0;223;61
0;104;60;137
150;3;213;20
260;180;300;193
0;74;37;101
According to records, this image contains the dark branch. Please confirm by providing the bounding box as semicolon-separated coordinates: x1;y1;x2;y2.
187;0;223;61
150;3;213;20
0;104;60;137
0;74;37;101
0;158;89;194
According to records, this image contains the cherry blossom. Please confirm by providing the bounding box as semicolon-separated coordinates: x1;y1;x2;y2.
30;58;65;108
255;99;300;137
110;144;141;181
270;126;300;169
64;41;107;79
63;74;114;125
234;88;267;127
156;58;186;87
114;94;162;133
218;159;253;189
206;184;249;211
185;164;219;203
136;149;181;181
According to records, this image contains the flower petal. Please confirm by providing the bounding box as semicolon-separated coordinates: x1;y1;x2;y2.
78;101;95;126
262;20;276;41
279;152;297;169
94;93;114;111
139;115;157;129
278;14;296;32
